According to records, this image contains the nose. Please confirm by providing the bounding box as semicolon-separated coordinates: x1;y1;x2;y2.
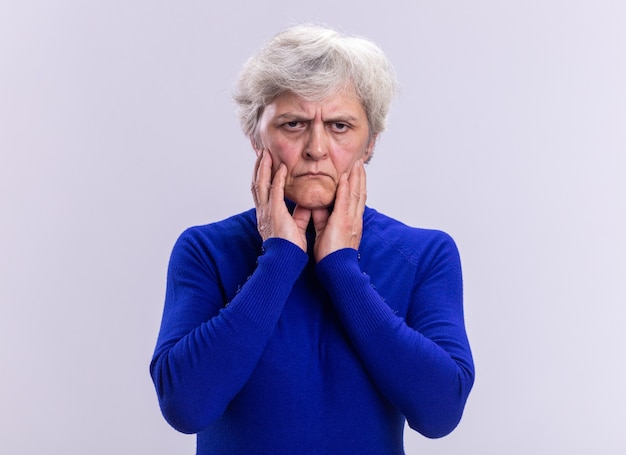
303;123;328;160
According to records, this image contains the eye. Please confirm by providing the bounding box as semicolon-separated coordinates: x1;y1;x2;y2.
331;122;349;132
283;120;304;130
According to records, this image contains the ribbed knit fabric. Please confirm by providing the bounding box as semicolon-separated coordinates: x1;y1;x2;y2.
150;207;474;454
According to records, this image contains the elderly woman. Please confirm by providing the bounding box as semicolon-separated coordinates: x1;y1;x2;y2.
150;24;474;454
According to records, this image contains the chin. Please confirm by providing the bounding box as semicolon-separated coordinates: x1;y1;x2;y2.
300;201;333;210
287;191;335;210
291;197;334;210
285;181;337;210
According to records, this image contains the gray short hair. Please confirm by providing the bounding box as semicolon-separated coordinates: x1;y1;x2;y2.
233;24;398;139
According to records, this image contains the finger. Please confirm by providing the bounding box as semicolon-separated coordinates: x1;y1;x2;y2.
251;151;263;206
269;162;288;204
340;160;363;214
252;150;272;206
292;205;312;233
333;171;351;214
352;159;367;217
312;207;330;235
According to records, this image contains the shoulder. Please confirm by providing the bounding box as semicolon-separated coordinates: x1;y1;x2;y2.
177;208;257;243
171;209;260;265
362;207;459;266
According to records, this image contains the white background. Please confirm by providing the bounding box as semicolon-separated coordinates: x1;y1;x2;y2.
1;1;625;454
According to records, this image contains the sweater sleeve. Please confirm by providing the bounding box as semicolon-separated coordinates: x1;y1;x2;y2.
315;235;474;439
150;233;308;434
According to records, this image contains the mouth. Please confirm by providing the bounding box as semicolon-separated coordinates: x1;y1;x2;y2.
296;172;332;179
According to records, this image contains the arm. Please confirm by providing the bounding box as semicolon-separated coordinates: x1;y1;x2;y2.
312;161;473;437
316;237;474;438
151;150;315;434
150;233;307;434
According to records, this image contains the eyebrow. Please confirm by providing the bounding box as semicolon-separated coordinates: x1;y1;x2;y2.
275;113;308;122
275;112;360;124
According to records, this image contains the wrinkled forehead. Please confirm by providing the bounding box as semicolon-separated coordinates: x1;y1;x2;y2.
259;83;366;121
261;89;366;122
266;78;358;107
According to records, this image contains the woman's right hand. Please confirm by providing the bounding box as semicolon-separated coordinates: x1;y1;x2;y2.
251;150;311;252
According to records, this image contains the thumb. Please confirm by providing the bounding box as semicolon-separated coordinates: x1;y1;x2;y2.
292;205;312;232
311;208;330;235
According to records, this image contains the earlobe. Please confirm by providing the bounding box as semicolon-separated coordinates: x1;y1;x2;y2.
364;133;378;163
249;135;263;156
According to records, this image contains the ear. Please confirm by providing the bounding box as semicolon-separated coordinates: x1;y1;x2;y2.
363;133;378;163
249;135;263;157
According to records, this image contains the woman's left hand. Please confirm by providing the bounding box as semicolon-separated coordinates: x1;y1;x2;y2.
312;160;366;262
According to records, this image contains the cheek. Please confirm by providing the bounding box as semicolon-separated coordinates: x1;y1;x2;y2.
264;146;293;180
267;137;300;166
336;139;372;169
331;149;359;173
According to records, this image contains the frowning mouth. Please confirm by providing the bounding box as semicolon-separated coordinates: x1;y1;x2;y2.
296;172;332;178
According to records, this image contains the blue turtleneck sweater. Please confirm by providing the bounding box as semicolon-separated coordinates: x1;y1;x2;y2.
150;207;474;454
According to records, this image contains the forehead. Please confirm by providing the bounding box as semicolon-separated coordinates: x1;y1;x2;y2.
264;90;366;119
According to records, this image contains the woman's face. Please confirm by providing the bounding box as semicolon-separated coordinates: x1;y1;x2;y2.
254;90;376;209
